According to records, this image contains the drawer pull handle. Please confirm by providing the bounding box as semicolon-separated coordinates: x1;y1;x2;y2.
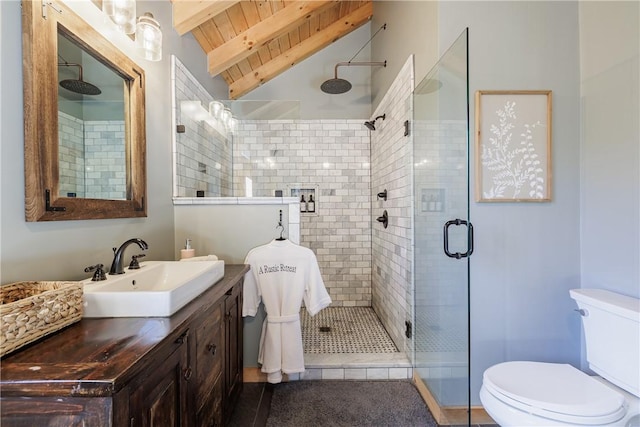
183;367;193;380
175;331;189;345
207;343;217;356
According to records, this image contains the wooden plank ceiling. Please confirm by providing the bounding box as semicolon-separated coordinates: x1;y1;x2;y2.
171;0;373;99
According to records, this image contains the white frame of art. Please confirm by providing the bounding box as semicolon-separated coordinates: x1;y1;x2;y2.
475;90;552;202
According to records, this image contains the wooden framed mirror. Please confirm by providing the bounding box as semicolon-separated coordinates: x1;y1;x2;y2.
22;0;146;221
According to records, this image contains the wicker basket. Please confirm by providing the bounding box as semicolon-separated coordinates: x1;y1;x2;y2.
0;281;83;357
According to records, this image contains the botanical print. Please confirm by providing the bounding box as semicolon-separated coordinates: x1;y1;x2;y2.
481;100;546;199
475;90;551;202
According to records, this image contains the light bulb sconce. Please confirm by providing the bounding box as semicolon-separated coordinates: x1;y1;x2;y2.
102;1;163;61
136;13;162;62
103;0;136;34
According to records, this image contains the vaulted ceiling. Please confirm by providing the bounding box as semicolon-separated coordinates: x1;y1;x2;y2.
170;0;373;99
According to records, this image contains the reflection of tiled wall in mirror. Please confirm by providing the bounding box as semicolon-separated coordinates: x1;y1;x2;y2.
84;120;126;199
59;112;126;199
59;111;85;198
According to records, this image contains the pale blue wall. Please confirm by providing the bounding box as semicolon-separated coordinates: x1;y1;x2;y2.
578;0;640;370
579;1;639;299
431;1;583;405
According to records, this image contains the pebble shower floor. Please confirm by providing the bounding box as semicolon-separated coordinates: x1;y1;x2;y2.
301;307;398;354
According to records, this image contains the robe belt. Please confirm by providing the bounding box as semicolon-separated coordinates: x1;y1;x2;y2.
266;313;300;323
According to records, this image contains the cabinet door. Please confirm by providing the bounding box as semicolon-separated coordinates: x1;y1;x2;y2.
194;302;224;426
129;331;189;427
224;281;243;419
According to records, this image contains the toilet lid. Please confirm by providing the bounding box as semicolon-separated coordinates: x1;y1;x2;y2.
483;361;626;424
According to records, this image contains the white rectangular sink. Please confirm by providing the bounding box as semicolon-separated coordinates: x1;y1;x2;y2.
82;260;225;318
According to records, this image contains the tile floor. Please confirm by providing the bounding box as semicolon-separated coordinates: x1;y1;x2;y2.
301;306;398;353
298;306;413;381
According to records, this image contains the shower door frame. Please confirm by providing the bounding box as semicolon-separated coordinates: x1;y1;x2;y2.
411;28;472;426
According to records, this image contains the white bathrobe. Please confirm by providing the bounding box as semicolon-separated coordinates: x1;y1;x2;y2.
242;239;331;384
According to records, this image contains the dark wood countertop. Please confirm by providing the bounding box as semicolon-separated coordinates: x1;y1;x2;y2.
0;264;249;398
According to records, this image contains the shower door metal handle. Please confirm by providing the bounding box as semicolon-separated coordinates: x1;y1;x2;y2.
443;219;474;259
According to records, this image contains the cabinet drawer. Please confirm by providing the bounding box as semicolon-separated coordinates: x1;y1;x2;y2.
194;303;223;412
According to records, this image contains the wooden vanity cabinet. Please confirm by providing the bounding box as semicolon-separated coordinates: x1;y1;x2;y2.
0;265;249;427
191;277;244;426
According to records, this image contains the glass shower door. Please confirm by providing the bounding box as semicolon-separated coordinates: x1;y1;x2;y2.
413;29;471;425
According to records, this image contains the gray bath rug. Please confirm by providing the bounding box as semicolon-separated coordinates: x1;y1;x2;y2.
266;380;437;427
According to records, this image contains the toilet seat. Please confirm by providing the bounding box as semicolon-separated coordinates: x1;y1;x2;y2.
483;361;627;425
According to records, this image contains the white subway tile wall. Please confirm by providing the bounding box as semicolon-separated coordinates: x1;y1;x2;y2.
370;57;415;353
173;58;233;197
233;120;372;306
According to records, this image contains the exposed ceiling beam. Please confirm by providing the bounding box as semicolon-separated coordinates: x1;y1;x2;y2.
228;1;372;99
208;0;339;77
172;0;240;36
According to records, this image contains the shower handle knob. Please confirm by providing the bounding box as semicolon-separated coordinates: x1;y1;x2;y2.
376;210;388;229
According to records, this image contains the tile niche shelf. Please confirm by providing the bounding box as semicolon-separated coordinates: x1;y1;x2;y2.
420;188;445;213
289;186;318;215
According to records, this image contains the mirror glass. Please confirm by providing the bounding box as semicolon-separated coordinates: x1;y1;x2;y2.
57;30;127;200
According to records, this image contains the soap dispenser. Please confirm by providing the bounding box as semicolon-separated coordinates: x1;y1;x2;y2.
181;239;195;259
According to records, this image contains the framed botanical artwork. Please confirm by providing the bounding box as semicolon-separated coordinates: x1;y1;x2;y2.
475;90;552;202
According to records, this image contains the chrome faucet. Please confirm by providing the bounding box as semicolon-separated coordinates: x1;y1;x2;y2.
109;238;149;275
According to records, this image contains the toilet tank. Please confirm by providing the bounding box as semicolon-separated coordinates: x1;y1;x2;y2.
570;289;640;398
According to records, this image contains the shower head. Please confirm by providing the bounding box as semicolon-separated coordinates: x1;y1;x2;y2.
321;77;352;95
364;114;385;131
58;63;102;95
320;61;387;95
59;79;102;96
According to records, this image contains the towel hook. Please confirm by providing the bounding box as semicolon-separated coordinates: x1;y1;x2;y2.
276;209;286;240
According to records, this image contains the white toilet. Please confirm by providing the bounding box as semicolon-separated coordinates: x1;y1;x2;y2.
480;289;640;426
